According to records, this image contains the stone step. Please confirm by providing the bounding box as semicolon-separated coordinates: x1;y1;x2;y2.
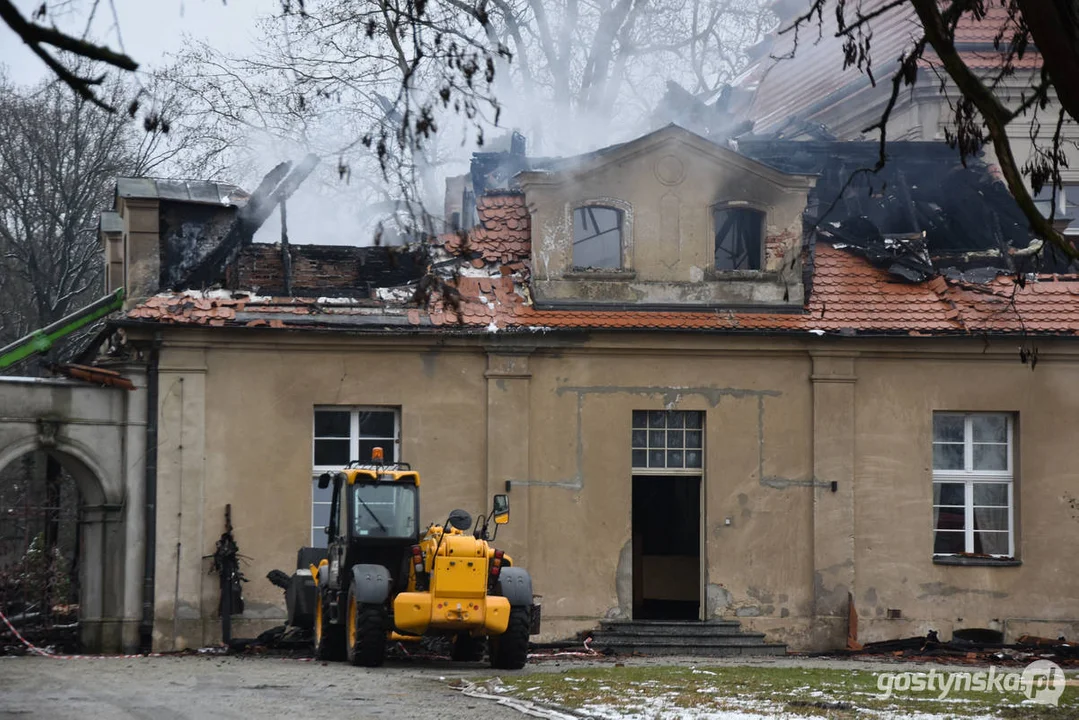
590;619;786;658
591;641;787;657
593;633;770;647
597;621;746;637
596;628;763;641
599;619;744;628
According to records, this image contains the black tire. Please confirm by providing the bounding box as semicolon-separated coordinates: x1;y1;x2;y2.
451;633;486;662
346;585;388;667
489;606;530;670
313;591;346;661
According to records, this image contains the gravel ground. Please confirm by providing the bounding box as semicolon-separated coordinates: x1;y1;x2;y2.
0;654;530;719
0;652;1045;719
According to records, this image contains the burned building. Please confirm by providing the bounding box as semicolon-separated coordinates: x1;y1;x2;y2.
100;124;1079;653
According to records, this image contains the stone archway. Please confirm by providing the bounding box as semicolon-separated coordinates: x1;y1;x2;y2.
0;373;147;653
0;440;122;651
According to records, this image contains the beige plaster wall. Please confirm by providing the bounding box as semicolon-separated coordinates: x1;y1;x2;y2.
852;351;1079;644
151;335;490;649
146;329;1079;652
518;338;815;644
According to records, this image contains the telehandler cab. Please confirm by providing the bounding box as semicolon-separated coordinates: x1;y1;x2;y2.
305;448;537;668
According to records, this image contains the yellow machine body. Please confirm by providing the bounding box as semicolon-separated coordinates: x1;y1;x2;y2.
391;524;512;636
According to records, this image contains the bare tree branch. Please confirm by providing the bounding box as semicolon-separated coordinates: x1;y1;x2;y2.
0;0;138;111
911;0;1074;258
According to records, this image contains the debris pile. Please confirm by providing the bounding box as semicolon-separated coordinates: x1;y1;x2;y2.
837;630;1079;667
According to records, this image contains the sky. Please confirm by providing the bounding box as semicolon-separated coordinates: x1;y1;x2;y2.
0;0;271;86
0;0;355;245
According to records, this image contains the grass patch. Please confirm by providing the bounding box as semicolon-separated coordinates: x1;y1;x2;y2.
491;665;1079;719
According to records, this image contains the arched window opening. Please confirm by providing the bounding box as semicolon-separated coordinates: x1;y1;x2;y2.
714;207;764;271
573;206;623;269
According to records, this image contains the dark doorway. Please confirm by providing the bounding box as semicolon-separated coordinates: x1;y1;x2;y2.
632;475;700;620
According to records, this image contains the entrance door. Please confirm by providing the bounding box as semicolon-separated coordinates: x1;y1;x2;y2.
632;475;701;620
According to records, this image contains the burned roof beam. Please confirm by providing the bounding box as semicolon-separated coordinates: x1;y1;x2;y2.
174;154;319;290
281;201;292;297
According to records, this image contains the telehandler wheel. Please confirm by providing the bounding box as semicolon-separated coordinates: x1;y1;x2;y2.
489;606;530;670
346;584;388;667
313;591;346;661
451;633;486;662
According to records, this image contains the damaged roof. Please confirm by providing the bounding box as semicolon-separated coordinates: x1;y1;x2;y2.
738;140;1069;280
126;189;1079;339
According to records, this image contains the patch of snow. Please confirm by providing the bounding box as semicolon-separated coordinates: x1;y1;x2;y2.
176;289;274;302
374;287;414;303
316;296;364;304
458;265;503;278
486;320;499;333
179;289;231;300
580;702;778;720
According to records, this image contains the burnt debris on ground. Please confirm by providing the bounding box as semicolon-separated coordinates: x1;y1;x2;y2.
823;630;1079;667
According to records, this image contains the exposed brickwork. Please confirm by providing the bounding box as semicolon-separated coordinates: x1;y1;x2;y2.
236;245;284;292
235;243;424;296
764;231;797;270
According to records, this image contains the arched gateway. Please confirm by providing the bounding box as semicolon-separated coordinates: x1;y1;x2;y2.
0;370;147;653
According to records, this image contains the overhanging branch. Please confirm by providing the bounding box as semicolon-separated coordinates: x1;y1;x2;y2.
911;0;1076;259
0;0;139;111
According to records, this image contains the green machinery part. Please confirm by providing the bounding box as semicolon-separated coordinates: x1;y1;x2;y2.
0;288;125;371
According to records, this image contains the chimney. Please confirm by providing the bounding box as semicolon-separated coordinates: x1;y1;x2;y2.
99;211;125;295
114;179;163;306
511;131;527;156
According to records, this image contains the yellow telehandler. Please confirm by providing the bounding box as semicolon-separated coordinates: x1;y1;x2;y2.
301;449;537;668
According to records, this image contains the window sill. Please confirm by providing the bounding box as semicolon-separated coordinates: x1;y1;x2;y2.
563;269;637;281
703;270;778;281
933;555;1021;567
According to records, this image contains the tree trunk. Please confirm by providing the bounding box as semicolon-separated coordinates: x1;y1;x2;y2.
1016;0;1079;125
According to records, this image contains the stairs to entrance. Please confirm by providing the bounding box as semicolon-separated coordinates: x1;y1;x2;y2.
589;619;787;657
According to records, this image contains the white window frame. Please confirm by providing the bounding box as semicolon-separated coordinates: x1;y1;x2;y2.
1034;182;1079;235
631;410;705;476
1065;184;1079;236
311;406;401;546
932;412;1015;558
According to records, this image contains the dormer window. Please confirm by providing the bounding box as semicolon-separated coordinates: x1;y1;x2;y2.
573;206;623;268
714;207;764;271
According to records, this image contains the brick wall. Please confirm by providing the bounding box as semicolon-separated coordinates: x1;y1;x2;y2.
765;230;799;270
235;244;424;296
